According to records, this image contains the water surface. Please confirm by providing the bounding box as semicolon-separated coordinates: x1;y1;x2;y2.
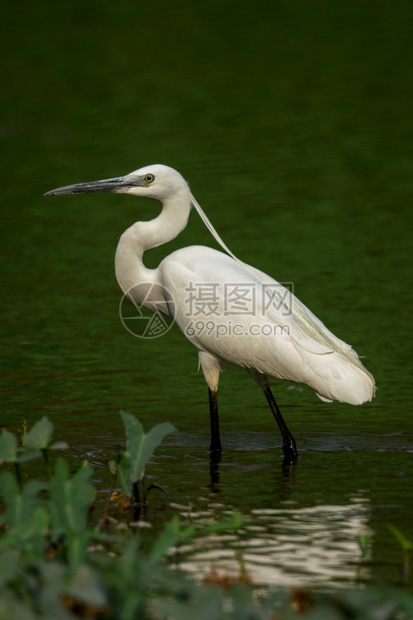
1;0;413;591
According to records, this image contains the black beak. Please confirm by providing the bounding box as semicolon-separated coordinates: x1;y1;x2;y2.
44;175;139;196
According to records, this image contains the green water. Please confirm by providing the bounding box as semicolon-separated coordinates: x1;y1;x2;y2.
1;0;413;589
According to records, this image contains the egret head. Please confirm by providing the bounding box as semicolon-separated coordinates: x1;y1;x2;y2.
45;164;189;201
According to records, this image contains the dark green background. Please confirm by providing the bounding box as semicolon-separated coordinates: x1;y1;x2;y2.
1;0;412;587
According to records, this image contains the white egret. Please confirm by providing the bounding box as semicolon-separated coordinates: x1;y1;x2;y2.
45;164;375;462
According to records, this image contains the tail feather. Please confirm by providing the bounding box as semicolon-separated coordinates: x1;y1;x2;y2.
310;354;375;405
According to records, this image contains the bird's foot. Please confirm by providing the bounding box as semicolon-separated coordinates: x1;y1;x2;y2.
282;450;298;466
282;438;298;464
208;446;222;464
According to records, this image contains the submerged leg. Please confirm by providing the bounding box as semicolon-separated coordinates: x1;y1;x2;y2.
208;387;221;455
199;351;222;456
247;368;298;462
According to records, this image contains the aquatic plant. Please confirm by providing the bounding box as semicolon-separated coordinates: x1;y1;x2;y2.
0;415;412;619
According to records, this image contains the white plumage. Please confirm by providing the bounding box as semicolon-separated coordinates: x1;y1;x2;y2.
160;246;374;406
46;163;375;462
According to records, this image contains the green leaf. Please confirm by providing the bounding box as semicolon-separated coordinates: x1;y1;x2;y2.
0;596;38;620
24;416;53;450
357;534;372;560
148;511;241;565
154;584;224;620
0;549;21;584
49;440;69;451
0;429;18;464
120;411;175;484
115;453;132;496
388;524;413;551
16;448;42;463
108;460;117;476
49;458;95;540
15;506;49;542
149;516;196;564
64;564;107;609
201;510;243;535
0;472;46;528
0;471;19;505
387;587;413;615
66;531;93;567
146;482;167;495
0;506;49;562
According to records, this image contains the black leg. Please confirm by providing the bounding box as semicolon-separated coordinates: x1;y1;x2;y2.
209;456;220;486
263;386;298;462
208;388;222;458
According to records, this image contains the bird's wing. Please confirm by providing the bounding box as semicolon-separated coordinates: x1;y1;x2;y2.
159;246;342;360
241;260;364;363
159;246;374;404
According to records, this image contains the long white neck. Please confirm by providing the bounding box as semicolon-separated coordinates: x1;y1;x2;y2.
115;187;191;296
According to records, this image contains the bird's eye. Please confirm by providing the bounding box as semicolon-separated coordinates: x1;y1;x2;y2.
144;174;155;184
